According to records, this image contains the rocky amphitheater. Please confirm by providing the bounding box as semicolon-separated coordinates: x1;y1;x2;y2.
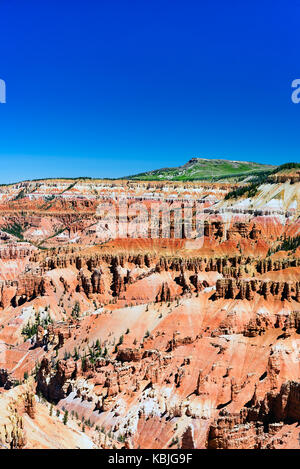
0;166;299;449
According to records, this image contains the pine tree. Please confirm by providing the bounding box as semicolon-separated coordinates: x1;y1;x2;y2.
63;410;68;425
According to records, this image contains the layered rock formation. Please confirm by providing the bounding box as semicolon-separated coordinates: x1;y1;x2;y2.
0;177;298;449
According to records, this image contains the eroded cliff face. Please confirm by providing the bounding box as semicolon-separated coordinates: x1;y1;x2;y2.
208;381;300;449
0;178;298;449
0;379;100;449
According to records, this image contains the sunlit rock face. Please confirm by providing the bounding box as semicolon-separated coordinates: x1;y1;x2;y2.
0;174;299;449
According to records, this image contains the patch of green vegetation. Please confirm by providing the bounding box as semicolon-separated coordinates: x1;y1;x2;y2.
224;172;271;200
63;410;69;425
267;235;300;256
126;159;276;182
224;162;299;200
61;181;78;193
37;226;67;247
88;340;105;363
71;301;80;319
224;183;258;200
14;188;26;200
272;162;300;173
44;195;55;202
40;183;78;211
2;222;27;240
21;311;53;340
30;177;94;182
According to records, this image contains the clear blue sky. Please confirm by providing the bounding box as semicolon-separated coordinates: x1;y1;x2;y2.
0;0;299;183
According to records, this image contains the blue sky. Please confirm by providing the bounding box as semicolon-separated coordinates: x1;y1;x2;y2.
0;0;299;182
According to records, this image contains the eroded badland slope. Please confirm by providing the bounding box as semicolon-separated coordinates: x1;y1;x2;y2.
0;167;299;449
